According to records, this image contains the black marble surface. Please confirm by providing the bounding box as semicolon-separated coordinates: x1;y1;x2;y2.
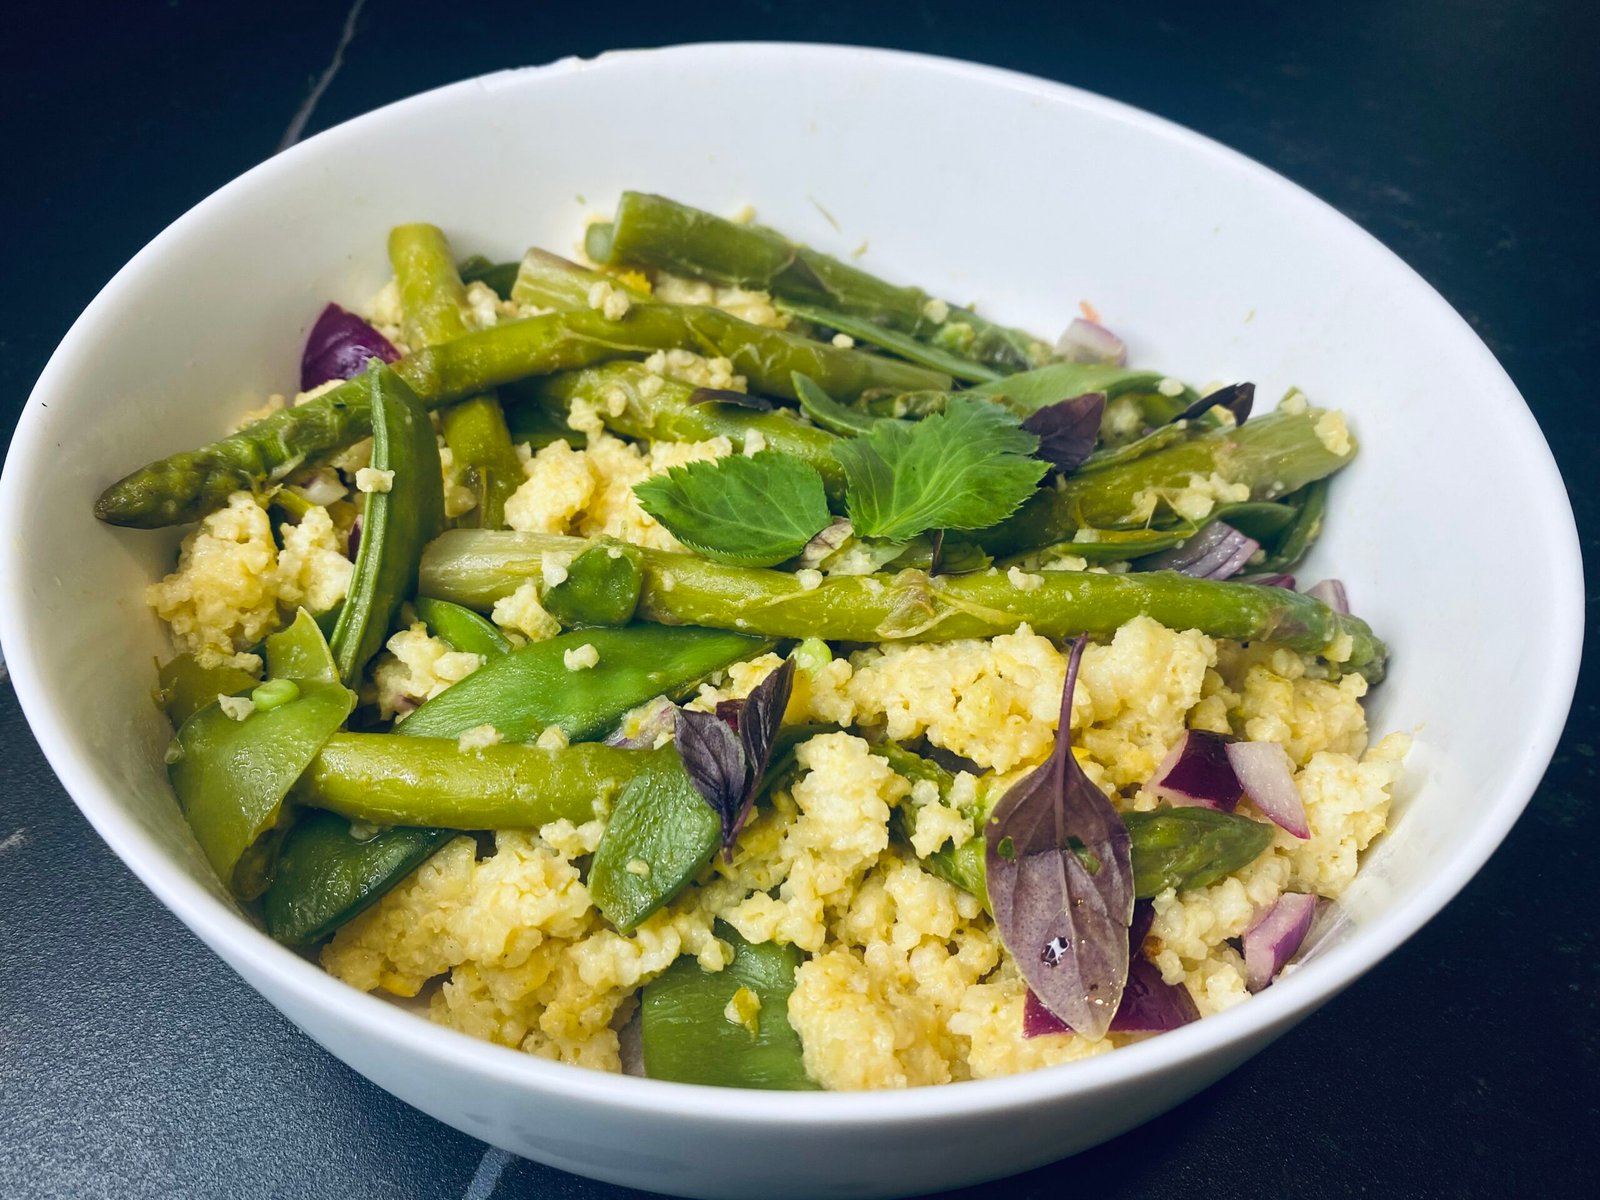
2;2;1595;1197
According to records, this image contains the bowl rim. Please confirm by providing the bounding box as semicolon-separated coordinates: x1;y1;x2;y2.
0;41;1583;1126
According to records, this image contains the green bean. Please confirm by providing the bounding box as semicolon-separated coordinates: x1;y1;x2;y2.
326;365;443;688
414;596;512;659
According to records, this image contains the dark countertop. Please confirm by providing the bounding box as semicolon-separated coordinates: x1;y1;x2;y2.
2;2;1595;1197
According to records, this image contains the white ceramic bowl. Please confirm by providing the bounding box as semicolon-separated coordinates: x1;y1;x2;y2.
0;43;1581;1199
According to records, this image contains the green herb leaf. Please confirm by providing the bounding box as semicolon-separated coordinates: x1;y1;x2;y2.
634;451;832;567
833;397;1047;541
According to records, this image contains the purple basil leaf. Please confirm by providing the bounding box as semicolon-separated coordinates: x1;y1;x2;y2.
1023;902;1198;1035
1021;391;1107;474
674;707;748;849
1176;382;1254;427
689;386;776;412
728;659;796;848
300;303;399;391
985;637;1134;1040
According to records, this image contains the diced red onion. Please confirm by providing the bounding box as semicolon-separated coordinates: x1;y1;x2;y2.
1025;903;1198;1035
1148;730;1242;811
301;303;399;391
290;467;346;508
1055;317;1127;366
1138;521;1259;580
345;517;362;562
1304;578;1349;614
1236;572;1296;589
1242;893;1319;991
1225;741;1309;839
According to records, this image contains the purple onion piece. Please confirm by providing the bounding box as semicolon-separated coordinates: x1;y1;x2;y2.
301;303;399;391
1226;741;1309;839
1139;521;1260;580
604;696;678;749
1148;730;1242;811
1304;578;1349;614
1235;572;1297;589
345;517;362;562
1055;317;1127;366
1242;893;1319;991
1025;902;1197;1035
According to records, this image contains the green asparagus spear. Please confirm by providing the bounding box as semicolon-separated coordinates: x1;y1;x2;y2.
526;363;846;496
298;734;655;828
419;529;1388;681
587;192;1053;372
984;407;1355;555
97;305;946;529
511;247;648;312
390;223;524;529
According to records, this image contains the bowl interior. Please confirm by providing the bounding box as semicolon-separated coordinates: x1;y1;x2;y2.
0;43;1581;1124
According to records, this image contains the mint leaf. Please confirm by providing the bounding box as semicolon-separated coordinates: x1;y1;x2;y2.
833;397;1047;541
634;450;831;567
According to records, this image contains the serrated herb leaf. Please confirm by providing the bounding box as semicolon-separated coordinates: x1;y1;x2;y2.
1021;391;1106;474
984;637;1134;1040
634;450;832;567
832;396;1047;541
676;658;797;859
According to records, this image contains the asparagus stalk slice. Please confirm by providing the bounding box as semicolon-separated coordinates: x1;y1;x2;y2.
588;191;1054;373
299;734;655;829
526;362;846;495
96;302;947;528
390;223;524;530
419;530;1388;681
984;407;1355;555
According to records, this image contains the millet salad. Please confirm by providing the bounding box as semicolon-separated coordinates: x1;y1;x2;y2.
98;192;1406;1089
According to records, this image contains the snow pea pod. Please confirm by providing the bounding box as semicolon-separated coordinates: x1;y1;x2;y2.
640;924;816;1090
260;811;454;947
156;655;260;728
590;723;825;933
588;747;720;932
397;625;769;744
414;595;511;659
168;611;354;898
540;540;643;628
328;364;444;688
